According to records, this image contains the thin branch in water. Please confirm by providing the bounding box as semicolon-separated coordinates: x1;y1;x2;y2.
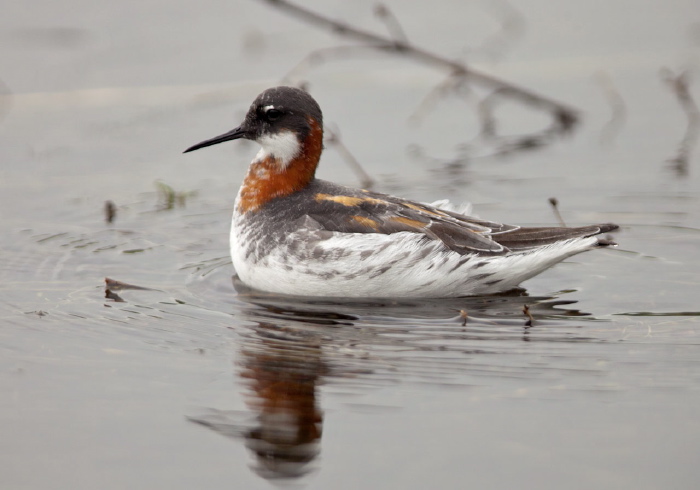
477;87;578;142
408;143;474;178
459;309;468;326
522;304;534;328
278;81;373;187
281;45;380;85
105;277;157;291
154;180;196;210
660;68;699;177
373;3;409;44
325;124;375;189
259;0;580;127
477;91;500;140
105;289;125;302
594;71;626;148
410;3;525;126
104;200;117;224
408;74;472;125
548;197;567;227
262;0;582;179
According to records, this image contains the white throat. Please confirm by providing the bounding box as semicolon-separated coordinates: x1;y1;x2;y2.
253;131;301;168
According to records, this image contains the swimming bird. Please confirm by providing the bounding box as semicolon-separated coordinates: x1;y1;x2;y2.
184;86;618;298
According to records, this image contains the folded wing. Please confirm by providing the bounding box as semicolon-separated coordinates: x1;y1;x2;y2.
303;182;618;256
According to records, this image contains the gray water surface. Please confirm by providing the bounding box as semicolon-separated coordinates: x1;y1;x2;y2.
1;1;699;489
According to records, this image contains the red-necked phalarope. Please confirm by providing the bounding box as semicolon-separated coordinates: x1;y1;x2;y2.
184;86;618;298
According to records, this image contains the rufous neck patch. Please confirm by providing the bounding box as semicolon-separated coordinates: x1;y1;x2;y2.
237;117;323;213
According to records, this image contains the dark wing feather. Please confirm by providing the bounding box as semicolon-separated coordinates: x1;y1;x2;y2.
306;184;507;254
493;224;619;251
301;180;618;256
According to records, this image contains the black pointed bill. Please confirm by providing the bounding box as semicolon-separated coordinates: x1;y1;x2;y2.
183;126;247;153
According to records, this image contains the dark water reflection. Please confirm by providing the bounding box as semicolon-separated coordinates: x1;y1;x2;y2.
186;276;635;482
191;319;325;480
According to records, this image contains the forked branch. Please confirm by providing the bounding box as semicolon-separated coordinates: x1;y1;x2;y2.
259;0;580;132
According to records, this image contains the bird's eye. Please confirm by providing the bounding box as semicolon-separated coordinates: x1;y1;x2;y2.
265;109;282;122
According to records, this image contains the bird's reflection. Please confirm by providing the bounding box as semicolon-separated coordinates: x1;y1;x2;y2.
189;276;595;482
188;319;327;480
239;321;325;479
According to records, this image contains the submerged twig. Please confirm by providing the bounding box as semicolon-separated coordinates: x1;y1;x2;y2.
104;200;117;224
408;74;470;125
262;0;583;180
282;45;379;84
260;0;579;129
154;181;196;210
105;289;125;302
105;277;157;291
522;304;534;327
548;197;567;227
594;71;626;148
478;88;577;143
661;68;699;177
459;309;468;326
325;125;375;189
373;3;409;44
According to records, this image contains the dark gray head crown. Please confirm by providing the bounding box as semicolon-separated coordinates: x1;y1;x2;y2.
241;86;323;141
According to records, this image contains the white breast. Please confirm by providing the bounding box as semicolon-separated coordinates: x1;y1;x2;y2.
230;205;602;297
